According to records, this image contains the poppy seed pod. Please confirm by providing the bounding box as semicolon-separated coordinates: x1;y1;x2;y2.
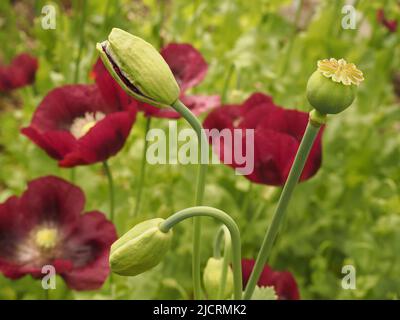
109;218;172;276
96;28;180;108
203;257;234;300
306;58;364;114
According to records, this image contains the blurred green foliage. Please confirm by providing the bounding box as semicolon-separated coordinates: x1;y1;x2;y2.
0;0;400;299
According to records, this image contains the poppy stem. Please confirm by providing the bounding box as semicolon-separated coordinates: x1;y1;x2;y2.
73;0;88;83
171;100;208;300
213;225;232;300
102;161;115;223
243;112;325;300
278;0;303;77
133;117;152;217
221;64;235;104
159;206;242;300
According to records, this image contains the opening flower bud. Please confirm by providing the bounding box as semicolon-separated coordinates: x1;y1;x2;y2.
306;58;364;114
109;218;172;276
96;28;180;108
203;257;234;300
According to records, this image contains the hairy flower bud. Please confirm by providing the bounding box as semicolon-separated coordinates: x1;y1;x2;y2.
203;257;234;300
97;28;180;108
109;218;172;276
306;58;364;114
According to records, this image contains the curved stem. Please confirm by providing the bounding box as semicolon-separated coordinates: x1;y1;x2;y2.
243;115;323;300
73;0;88;83
159;206;242;300
213;225;232;300
171;100;208;300
102;161;115;223
133;117;152;217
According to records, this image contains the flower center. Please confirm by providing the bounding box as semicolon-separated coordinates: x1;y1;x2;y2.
35;228;58;250
70;112;105;139
317;58;364;86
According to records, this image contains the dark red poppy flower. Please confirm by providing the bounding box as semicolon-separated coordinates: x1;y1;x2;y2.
377;9;398;33
203;93;323;186
0;176;117;290
242;259;300;300
0;53;38;92
21;83;137;167
139;43;220;119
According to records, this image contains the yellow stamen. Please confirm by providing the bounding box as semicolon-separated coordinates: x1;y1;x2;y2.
70;112;106;139
317;58;364;86
35;228;58;250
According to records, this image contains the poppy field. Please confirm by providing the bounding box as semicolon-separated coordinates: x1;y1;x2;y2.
0;0;400;301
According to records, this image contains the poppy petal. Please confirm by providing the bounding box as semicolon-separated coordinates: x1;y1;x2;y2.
61;211;117;291
59;107;136;167
161;43;208;92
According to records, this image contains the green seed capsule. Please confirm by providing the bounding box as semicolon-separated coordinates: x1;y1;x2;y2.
203;257;234;300
97;28;180;108
306;58;364;115
109;218;172;276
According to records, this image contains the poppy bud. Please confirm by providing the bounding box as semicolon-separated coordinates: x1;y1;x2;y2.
109;218;172;276
97;28;180;108
203;257;234;300
306;58;364;114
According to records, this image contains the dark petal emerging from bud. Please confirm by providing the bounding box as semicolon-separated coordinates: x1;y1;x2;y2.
96;28;180;108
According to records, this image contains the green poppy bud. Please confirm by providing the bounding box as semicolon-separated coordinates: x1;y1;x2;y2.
96;28;180;108
203;257;234;300
109;218;172;276
306;58;364;114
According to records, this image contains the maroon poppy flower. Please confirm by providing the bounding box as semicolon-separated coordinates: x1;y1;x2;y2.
21;83;137;167
242;259;300;300
139;43;220;119
0;53;38;92
377;9;398;33
0;176;117;290
203;93;323;186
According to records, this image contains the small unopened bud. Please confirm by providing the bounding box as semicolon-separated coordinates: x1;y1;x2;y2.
97;28;180;108
306;58;364;114
203;257;234;300
109;218;172;276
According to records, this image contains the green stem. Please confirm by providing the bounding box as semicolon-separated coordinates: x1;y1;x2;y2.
102;161;115;223
70;168;76;183
243;114;323;300
73;0;88;83
213;226;232;300
159;206;242;300
171;100;208;300
102;0;112;32
221;64;235;104
240;181;253;216
278;0;303;77
102;160;115;298
133;117;152;217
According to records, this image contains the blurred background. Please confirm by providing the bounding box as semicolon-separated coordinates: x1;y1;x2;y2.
0;0;399;299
